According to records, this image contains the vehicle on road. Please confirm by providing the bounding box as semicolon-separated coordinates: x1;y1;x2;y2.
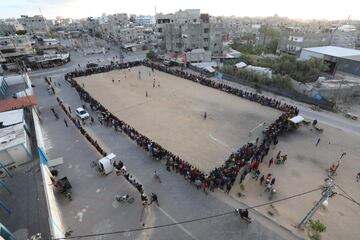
75;107;90;120
114;194;135;203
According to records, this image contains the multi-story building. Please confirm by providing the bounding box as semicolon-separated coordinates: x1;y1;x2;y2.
0;21;16;36
278;25;358;56
330;25;358;49
135;16;155;26
17;15;49;34
0;35;34;63
107;13;128;27
156;9;224;57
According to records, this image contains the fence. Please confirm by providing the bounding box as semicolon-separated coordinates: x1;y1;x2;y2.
219;72;336;111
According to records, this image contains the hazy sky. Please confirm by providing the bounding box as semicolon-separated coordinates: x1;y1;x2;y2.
1;0;359;20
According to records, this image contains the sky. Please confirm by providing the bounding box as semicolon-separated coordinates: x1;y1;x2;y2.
1;0;359;20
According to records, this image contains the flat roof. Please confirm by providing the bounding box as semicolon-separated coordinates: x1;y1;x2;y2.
0;123;25;152
0;109;23;127
302;46;360;58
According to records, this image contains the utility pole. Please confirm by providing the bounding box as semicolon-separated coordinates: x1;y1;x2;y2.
298;178;336;228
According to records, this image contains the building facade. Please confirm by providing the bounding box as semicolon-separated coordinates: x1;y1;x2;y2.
0;35;34;63
17;15;49;34
156;9;224;57
278;25;359;56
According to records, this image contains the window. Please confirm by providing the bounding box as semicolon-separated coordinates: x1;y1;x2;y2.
203;38;209;42
204;28;209;33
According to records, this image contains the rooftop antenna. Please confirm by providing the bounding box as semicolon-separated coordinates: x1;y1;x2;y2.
38;7;50;33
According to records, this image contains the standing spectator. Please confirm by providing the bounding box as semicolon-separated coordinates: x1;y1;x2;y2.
260;175;265;185
271;177;276;185
150;193;159;206
268;158;274;168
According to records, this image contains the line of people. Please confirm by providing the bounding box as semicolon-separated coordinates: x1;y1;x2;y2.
65;60;299;194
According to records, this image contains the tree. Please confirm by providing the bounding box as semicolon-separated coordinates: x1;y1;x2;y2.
16;30;27;35
308;219;327;240
146;50;157;59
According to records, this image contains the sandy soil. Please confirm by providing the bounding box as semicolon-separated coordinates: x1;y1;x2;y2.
231;123;360;240
75;66;280;172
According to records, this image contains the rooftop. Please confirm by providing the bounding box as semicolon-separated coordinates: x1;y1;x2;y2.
302;46;360;58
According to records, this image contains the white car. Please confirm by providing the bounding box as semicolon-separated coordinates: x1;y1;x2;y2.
75;107;90;120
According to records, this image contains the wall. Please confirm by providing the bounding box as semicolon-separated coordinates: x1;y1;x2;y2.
6;144;28;165
32;108;65;239
0;151;13;166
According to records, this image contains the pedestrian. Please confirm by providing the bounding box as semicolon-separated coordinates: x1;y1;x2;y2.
50;107;55;114
260;175;265;185
146;91;148;97
150;193;159;206
225;184;231;193
281;154;287;164
271;177;276;185
82;83;85;88
153;82;155;88
54;112;59;119
265;183;272;192
203;112;207;120
276;151;281;159
357;172;360;182
64;119;68;127
68;106;71;113
268;158;274;168
112;78;114;83
316;138;321;147
90;116;94;125
340;152;346;159
141;194;148;206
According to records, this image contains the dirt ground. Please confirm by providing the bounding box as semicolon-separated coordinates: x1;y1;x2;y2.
231;122;360;240
75;66;280;172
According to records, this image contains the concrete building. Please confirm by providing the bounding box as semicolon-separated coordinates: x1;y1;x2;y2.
156;9;224;58
107;13;128;27
278;25;359;56
0;35;34;63
0;109;33;167
300;46;360;77
277;26;332;55
135;15;155;26
0;21;16;36
17;15;49;34
330;25;358;49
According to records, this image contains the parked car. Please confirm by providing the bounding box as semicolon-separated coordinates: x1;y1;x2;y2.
75;107;90;120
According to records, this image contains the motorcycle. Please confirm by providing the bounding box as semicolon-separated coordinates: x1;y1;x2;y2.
235;208;253;223
114;194;135;204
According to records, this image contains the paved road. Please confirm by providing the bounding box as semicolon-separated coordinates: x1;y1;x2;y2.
31;55;300;239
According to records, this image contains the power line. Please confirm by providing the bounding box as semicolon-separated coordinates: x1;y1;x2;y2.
52;187;321;240
335;184;360;207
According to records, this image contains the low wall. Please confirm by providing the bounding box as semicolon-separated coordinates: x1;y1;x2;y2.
219;72;336;111
32;108;65;239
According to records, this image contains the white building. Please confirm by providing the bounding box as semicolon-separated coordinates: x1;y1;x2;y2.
0;109;33;167
135;15;155;26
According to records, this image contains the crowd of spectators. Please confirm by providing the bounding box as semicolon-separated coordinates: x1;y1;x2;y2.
63;60;299;193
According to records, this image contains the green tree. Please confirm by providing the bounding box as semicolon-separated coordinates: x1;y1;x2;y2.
146;50;157;59
308;219;327;240
16;30;27;35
